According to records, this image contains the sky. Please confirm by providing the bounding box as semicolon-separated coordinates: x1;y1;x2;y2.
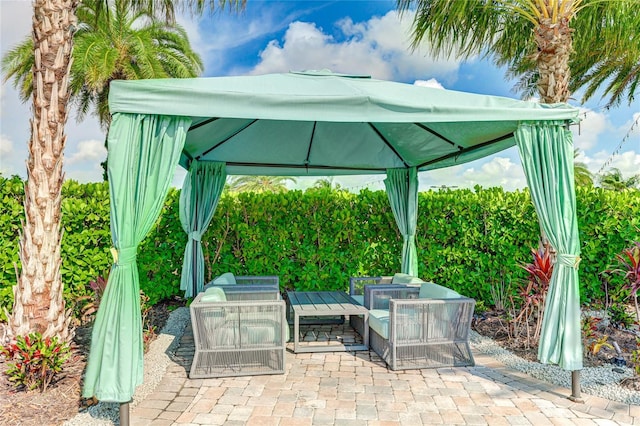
1;0;638;191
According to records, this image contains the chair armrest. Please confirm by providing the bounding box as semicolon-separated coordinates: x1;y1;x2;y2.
365;285;419;309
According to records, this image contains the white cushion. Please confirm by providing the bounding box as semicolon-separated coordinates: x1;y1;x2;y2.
243;322;290;345
391;273;424;284
201;286;227;302
213;272;236;285
418;282;460;299
369;309;421;340
368;309;390;339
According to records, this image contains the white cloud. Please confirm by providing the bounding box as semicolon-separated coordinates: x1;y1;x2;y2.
460;156;527;191
0;134;11;155
582;111;640;176
589;150;640;178
414;79;445;89
180;2;331;75
249;11;460;83
0;134;20;176
610;151;640;177
66;139;107;164
572;108;609;151
63;139;107;182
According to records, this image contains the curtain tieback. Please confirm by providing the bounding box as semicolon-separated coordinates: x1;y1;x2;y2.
113;246;138;265
555;253;581;270
189;231;201;242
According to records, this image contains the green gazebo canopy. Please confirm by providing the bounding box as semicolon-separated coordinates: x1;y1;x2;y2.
83;71;583;405
108;69;578;176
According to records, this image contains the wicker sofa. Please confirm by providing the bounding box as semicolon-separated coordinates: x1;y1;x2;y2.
352;275;475;370
190;280;286;378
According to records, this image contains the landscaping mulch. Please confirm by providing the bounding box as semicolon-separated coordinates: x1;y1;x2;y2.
0;302;174;426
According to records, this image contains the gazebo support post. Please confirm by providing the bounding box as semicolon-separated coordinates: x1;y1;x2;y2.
120;402;130;426
569;370;582;402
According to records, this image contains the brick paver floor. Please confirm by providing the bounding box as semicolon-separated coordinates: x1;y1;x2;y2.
131;322;638;426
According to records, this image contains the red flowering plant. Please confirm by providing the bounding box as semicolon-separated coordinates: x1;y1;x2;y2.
0;332;70;391
510;247;553;348
609;241;640;324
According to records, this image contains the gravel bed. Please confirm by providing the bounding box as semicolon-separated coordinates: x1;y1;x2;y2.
470;330;640;405
63;307;190;426
65;309;640;424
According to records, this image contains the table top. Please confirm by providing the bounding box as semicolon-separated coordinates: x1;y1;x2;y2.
286;291;366;315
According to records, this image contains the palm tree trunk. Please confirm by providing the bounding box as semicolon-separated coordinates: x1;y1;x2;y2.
535;16;573;103
8;0;78;342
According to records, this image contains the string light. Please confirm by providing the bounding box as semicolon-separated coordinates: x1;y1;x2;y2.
343;178;386;192
597;114;640;176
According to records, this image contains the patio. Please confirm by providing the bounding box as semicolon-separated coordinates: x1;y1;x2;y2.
128;314;638;426
85;71;587;420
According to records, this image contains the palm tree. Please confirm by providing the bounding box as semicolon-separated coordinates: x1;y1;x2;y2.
312;177;342;191
573;149;593;187
568;3;640;107
227;176;297;193
0;0;79;342
397;0;640;105
3;0;237;341
4;0;204;178
598;168;640;191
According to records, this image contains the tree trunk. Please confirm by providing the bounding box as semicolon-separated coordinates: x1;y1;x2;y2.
7;0;78;342
534;16;573;104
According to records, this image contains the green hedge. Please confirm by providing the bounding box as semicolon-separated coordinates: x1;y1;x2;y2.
1;175;638;321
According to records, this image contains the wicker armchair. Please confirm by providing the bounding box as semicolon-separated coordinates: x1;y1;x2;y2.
366;284;476;370
189;286;286;378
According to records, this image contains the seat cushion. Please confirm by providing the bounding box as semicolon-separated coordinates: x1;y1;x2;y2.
369;309;390;339
391;273;424;284
201;286;227;302
369;309;422;341
418;282;460;299
243;321;290;345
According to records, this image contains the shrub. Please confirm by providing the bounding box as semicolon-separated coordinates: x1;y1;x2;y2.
0;332;71;391
613;241;640;322
632;337;640;376
0;176;638;323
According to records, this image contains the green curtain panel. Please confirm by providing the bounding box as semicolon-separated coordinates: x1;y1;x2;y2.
515;121;583;371
384;167;419;276
179;160;227;298
83;113;190;402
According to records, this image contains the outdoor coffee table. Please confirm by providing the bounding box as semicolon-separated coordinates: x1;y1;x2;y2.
286;291;369;353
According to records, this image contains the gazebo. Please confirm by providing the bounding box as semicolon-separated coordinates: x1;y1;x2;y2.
82;71;583;414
